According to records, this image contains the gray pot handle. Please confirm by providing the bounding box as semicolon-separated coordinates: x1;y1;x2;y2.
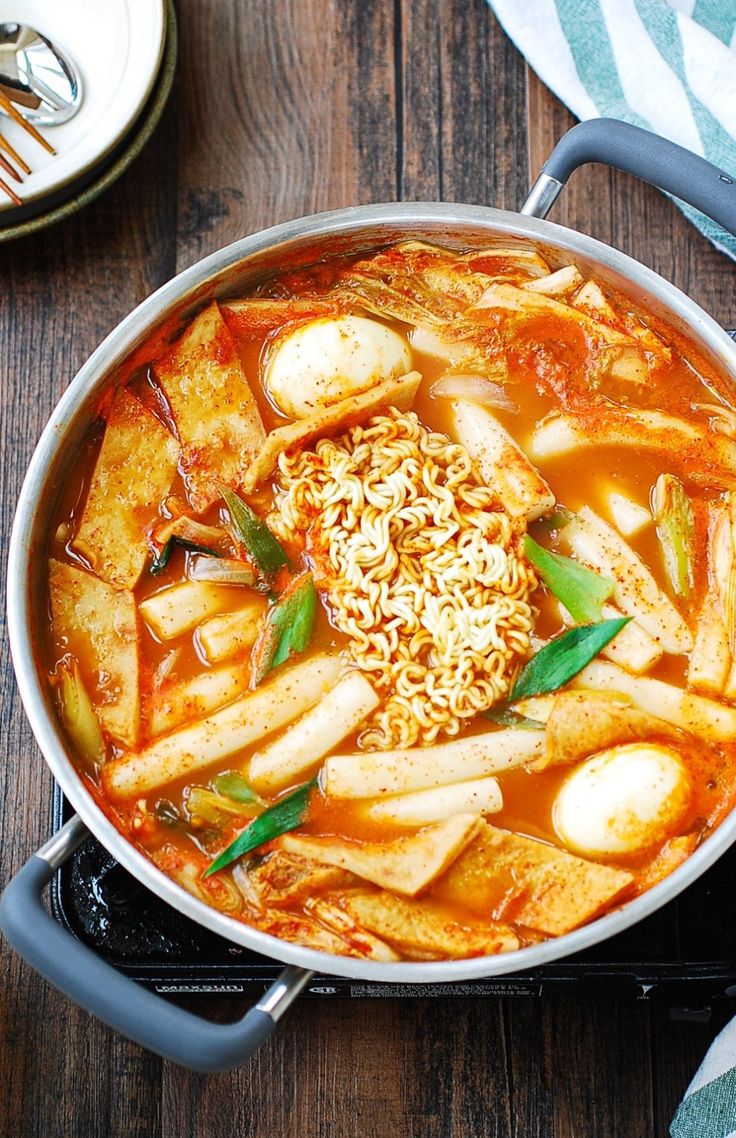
522;118;736;236
0;816;313;1071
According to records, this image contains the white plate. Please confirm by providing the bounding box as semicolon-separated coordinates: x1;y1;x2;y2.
0;0;165;213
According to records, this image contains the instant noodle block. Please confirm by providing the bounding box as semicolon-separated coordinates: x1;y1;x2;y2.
42;239;736;962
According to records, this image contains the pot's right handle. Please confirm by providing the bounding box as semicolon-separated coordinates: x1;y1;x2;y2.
0;816;313;1072
522;118;736;237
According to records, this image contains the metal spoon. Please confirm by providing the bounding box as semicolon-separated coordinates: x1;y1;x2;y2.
0;23;82;126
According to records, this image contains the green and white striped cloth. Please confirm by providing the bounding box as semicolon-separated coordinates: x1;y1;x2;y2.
488;0;736;260
669;1016;736;1136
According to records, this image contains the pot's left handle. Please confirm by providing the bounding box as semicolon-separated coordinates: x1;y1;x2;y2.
0;816;313;1072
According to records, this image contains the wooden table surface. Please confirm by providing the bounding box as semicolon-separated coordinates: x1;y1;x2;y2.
2;2;735;1135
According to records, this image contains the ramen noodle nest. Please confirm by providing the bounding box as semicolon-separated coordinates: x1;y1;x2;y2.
273;409;536;748
44;239;736;964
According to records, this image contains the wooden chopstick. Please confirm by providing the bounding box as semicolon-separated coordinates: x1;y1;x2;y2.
0;90;55;155
0;174;22;206
0;132;31;175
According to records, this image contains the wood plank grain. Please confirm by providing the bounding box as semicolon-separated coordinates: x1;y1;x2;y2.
0;80;178;1138
400;0;529;209
403;999;512;1138
540;997;654;1138
172;0;397;267
397;0;441;201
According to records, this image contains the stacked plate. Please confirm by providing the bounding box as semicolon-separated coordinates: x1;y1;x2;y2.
0;0;176;241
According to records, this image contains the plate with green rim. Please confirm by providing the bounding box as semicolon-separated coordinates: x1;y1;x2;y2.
0;0;177;242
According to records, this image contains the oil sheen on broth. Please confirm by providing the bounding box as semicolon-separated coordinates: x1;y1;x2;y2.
44;240;736;963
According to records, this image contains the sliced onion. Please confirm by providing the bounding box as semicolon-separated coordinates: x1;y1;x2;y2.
187;555;256;586
153;514;231;553
154;648;181;687
694;402;736;439
232;862;263;909
430;373;518;414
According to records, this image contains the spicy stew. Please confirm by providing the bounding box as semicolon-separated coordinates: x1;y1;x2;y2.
44;239;736;962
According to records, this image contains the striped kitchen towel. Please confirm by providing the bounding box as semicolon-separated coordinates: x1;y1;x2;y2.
487;0;736;261
670;1017;736;1137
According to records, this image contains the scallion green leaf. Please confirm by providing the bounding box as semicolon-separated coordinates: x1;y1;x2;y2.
212;771;260;804
186;786;260;829
150;538;174;574
150;536;220;575
651;474;695;599
523;534;614;623
220;485;288;579
204;777;317;876
510;618;630;702
251;572;318;685
271;577;317;668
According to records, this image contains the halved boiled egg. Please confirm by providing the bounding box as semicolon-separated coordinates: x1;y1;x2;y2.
264;315;411;419
552;743;691;858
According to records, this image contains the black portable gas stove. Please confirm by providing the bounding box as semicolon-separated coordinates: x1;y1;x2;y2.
50;787;736;1018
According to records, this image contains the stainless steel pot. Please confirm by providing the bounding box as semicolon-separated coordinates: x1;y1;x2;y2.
3;120;736;1071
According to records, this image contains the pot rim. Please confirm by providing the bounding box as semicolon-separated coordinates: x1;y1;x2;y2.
9;200;736;982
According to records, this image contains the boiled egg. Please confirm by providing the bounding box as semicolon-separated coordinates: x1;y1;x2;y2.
552;743;691;858
264;315;411;419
